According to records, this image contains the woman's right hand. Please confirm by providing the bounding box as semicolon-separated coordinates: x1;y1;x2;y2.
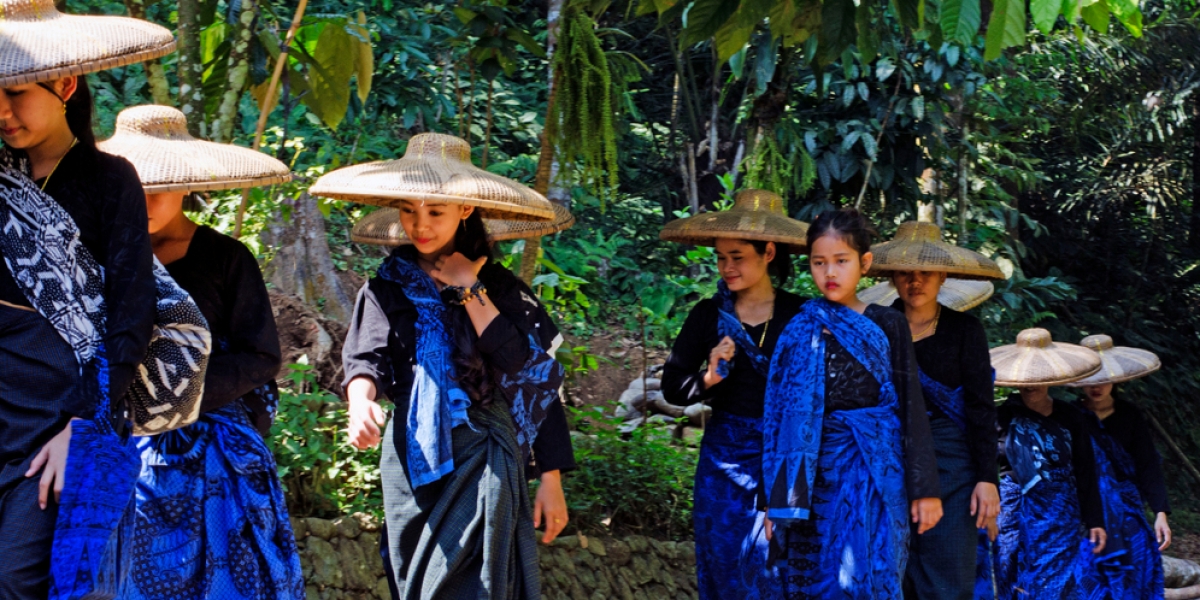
26;419;76;509
347;377;386;449
1088;527;1108;554
703;336;736;388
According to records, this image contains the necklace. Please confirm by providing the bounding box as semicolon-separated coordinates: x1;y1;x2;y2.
39;137;77;191
911;304;941;340
739;300;775;347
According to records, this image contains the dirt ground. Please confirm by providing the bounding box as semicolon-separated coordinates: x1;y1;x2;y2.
1168;532;1200;563
561;330;670;411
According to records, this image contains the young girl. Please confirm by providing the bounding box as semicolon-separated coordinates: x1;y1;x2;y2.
660;189;809;599
763;208;942;599
0;4;172;594
320;133;575;599
867;221;1006;600
97;104;304;600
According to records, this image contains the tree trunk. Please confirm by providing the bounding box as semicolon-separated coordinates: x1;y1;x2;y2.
1190;93;1200;253
177;0;206;136
123;0;172;105
261;192;356;323
211;0;258;143
959;121;971;246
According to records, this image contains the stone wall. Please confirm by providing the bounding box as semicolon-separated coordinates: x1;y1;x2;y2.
294;514;698;600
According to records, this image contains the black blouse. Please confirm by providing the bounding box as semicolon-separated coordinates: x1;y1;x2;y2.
891;301;999;485
661;290;806;418
0;144;154;412
997;396;1106;529
1089;397;1171;514
164;226;281;418
341;248;576;476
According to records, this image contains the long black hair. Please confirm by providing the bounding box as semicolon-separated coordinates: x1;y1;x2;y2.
747;240;793;286
447;209;498;404
37;76;95;148
805;207;877;257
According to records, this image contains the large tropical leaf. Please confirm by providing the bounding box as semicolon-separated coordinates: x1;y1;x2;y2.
939;0;981;45
351;13;374;104
1103;0;1142;36
1030;0;1060;33
682;0;741;45
817;0;857;65
1080;0;1110;34
305;20;356;129
984;0;1025;60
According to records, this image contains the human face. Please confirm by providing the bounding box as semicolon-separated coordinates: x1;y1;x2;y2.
809;233;872;305
146;192;185;235
1081;383;1115;413
715;239;774;293
397;200;474;256
893;270;947;311
0;77;76;149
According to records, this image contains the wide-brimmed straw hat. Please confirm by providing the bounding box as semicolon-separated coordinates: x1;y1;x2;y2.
97;105;291;193
1064;335;1161;387
351;202;574;246
309;133;555;221
991;328;1102;387
659;189;809;250
868;221;1006;280
0;0;176;87
861;278;994;312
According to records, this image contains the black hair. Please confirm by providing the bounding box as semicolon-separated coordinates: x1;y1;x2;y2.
805;207;877;257
447;209;497;405
747;240;793;286
38;77;95;148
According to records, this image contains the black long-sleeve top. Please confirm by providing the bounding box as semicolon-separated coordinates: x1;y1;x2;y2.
0;144;154;413
821;304;941;501
1090;397;1171;514
164;226;282;418
341;248;576;477
891;300;999;485
661;291;806;418
998;396;1106;529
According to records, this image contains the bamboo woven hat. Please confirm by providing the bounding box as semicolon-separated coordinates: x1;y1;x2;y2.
991;328;1102;387
1064;335;1161;387
860;278;995;312
659;189;809;250
867;221;1006;280
97;105;291;193
310;132;555;221
0;0;176;87
352;203;574;246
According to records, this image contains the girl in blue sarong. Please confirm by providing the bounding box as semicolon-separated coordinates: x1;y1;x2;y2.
661;189;810;600
1068;334;1167;600
990;328;1110;600
763;208;943;599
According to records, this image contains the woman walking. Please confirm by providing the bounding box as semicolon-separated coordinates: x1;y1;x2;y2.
867;221;1006;600
764;208;943;599
660;189;809;599
316;133;575;599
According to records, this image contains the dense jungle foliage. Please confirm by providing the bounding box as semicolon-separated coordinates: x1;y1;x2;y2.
73;0;1199;536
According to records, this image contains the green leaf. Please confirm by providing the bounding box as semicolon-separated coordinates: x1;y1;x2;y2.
682;0;741;45
304;19;356;129
768;0;796;41
939;0;981;45
452;7;477;25
506;28;547;58
1103;0;1142;36
714;18;754;63
1030;0;1060;34
983;0;1025;61
855;2;879;62
817;0;857;66
892;0;923;30
1081;0;1110;33
351;15;373;104
736;0;775;27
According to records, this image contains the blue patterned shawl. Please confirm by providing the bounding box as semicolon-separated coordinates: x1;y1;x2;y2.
762;298;897;524
919;370;968;433
714;280;770;378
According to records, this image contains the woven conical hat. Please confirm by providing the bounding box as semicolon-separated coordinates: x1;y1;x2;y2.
351;203;575;246
659;189;809;250
991;328;1102;387
97;105;291;193
310;133;555;221
0;0;176;87
860;278;994;312
867;221;1006;280
1064;335;1161;387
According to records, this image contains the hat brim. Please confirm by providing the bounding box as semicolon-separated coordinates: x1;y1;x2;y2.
99;136;292;193
352;204;575;246
659;211;809;251
1064;348;1162;387
867;239;1007;281
991;343;1103;387
860;279;994;311
1;13;176;86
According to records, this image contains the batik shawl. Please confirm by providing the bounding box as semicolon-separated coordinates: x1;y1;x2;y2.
714;280;770;378
1090;426;1165;600
919;370;968;433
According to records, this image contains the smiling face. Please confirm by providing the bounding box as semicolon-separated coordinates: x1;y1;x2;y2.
893;270;947;311
809;233;872;305
0;78;76;150
715;238;774;293
396;199;475;256
1081;383;1115;413
146;192;185;235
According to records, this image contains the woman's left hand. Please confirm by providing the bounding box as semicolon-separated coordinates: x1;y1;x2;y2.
911;497;944;534
971;481;1000;530
1155;512;1172;551
534;470;569;544
430;252;487;289
25;418;76;509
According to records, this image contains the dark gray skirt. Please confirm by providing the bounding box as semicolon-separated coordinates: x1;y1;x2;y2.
382;399;539;600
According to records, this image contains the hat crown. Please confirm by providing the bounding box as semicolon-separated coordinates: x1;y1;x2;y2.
731;189;785;215
405;133;471;162
1080;334;1114;352
1016;328;1053;349
896;221;943;243
114;105;191;140
0;0;59;21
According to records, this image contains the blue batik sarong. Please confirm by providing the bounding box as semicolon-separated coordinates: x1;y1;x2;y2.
121;396;304;600
996;415;1107;600
1090;428;1165;600
764;299;908;599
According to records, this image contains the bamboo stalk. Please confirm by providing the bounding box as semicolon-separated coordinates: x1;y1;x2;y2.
233;0;309;239
1145;410;1200;486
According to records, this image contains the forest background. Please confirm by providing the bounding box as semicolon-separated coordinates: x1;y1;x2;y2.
72;0;1200;546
